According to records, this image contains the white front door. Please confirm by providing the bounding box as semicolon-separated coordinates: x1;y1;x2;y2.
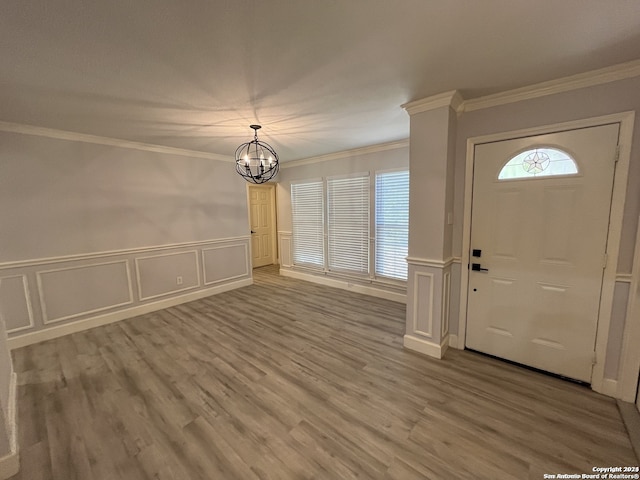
466;124;619;382
249;185;275;268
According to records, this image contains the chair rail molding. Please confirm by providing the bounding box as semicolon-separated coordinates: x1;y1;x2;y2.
4;236;253;349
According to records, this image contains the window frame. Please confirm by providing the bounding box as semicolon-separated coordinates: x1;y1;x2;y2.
497;146;581;181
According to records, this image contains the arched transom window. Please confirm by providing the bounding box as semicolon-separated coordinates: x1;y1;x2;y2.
498;147;579;180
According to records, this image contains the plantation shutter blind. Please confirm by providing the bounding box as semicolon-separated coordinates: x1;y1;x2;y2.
375;171;409;280
291;181;325;268
327;175;370;274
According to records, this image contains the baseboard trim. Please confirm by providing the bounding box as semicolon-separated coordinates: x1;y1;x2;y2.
279;268;406;304
0;372;19;479
449;334;461;349
599;378;618;398
403;334;449;359
8;278;253;349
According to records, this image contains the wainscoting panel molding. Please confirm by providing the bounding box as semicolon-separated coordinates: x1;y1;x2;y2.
0;275;34;333
405;259;450;359
37;260;133;324
7;278;252;350
135;251;200;301
202;244;249;285
5;237;252;348
412;271;434;339
277;231;293;267
442;271;451;338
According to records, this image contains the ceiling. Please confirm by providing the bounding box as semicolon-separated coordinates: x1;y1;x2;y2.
2;1;640;162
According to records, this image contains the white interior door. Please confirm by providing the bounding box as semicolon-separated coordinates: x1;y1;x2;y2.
466;124;619;382
249;185;275;268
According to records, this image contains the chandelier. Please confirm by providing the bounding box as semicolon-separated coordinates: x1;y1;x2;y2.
234;125;279;184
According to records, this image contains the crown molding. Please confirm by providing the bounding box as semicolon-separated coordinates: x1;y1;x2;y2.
0;121;231;162
401;90;464;116
462;59;640;113
281;139;409;169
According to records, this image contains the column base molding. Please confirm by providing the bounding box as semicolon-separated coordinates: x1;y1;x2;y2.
403;334;449;359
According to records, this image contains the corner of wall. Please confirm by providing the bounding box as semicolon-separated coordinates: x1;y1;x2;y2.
0;372;18;480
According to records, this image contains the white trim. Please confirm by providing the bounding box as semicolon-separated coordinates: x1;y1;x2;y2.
462;59;640;112
0;275;35;333
134;250;200;302
403;334;449;359
442;271;451;337
37;260;134;324
616;273;633;284
326;171;370;181
279;268;406;303
8;278;252;350
457;112;634;398
406;256;456;268
201;244;250;286
281;140;409;169
277;231;293;268
0;121;229;162
402;90;464;115
0;235;251;270
592;112;634;394
617;218;640;402
449;334;460;349
600;378;618;398
0;373;19;480
412;271;434;338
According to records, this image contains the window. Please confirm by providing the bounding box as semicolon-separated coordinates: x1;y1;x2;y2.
290;170;409;282
375;171;409;280
291;181;324;268
498;147;578;180
327;175;370;275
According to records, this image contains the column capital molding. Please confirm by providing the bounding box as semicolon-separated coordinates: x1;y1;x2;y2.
401;90;464;116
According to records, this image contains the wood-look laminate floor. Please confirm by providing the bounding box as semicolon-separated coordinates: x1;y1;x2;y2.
10;266;638;480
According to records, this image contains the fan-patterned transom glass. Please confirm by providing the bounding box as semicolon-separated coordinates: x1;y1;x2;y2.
498;147;578;180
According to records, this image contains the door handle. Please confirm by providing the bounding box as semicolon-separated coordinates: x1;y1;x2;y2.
251;230;256;234
471;263;489;272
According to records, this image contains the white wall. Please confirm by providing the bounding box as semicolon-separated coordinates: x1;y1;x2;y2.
0;130;253;345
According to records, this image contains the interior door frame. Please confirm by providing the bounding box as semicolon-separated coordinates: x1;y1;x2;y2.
617;218;640;402
246;183;278;268
457;111;635;397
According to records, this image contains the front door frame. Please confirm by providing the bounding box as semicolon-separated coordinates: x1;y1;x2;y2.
457;111;635;396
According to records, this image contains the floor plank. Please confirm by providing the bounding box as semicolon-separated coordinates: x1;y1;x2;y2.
10;265;638;479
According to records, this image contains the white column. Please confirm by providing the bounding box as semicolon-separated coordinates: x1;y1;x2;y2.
402;91;461;359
